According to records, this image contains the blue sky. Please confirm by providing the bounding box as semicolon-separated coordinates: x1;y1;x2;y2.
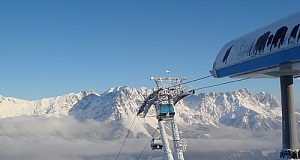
1;0;300;101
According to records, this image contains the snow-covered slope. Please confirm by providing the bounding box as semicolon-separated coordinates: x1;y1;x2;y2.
182;89;282;131
0;87;285;138
0;90;96;118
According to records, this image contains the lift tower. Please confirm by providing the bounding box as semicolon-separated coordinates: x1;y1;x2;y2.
137;77;194;160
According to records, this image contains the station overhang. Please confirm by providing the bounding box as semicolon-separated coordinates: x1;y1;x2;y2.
211;12;300;78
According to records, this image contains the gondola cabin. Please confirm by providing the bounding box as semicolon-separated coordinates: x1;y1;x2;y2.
150;138;163;150
156;104;175;121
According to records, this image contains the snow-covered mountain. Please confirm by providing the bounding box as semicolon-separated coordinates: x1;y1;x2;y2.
182;89;282;131
0;86;285;139
0;90;96;118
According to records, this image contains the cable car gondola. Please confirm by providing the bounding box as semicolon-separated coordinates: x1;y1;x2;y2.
156;104;175;121
150;138;163;150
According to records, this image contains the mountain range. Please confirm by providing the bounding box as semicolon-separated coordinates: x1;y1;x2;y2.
0;86;292;139
1;86;297;159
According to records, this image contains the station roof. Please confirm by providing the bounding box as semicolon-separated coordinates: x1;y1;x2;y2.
210;12;300;78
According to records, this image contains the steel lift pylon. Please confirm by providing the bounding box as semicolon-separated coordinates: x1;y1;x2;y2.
137;77;194;160
279;75;299;160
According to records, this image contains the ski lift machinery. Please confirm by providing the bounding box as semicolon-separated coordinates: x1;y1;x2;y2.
137;76;194;160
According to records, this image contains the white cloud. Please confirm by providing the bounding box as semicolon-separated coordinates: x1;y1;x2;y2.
0;116;288;159
0;116;156;160
187;126;282;152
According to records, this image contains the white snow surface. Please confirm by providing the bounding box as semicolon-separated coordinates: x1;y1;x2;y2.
0;87;286;138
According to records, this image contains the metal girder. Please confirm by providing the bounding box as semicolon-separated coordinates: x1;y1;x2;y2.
159;121;174;160
173;89;195;105
137;89;160;117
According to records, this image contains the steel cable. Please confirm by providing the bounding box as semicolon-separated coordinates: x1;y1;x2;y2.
116;115;138;160
136;129;158;160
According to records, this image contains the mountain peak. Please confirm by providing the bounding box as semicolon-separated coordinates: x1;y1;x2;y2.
80;89;98;96
106;86;129;93
0;87;285;133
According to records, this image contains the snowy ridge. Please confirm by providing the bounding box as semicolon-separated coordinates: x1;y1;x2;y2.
182;89;282;131
0;90;97;118
0;87;287;138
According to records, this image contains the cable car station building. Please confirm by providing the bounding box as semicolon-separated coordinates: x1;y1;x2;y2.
211;12;300;160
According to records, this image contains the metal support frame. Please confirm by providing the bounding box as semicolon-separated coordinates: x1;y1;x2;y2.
171;119;184;160
280;75;299;160
159;121;174;160
137;76;194;160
